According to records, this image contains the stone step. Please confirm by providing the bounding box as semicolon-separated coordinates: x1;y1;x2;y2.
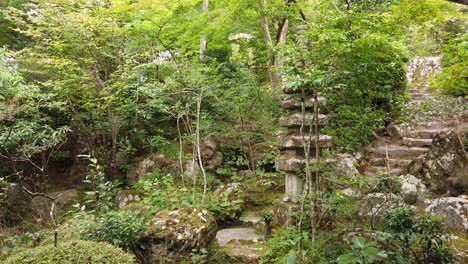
363;166;404;176
216;228;263;246
411;121;455;130
402;137;432;147
368;145;429;158
239;216;261;226
278;112;328;128
277;133;333;149
368;158;413;168
387;123;453;139
215;228;263;263
281;96;327;111
407;129;450;139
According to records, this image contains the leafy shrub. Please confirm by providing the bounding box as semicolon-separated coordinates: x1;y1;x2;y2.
369;173;402;194
337;236;387;264
433;33;468;97
382;207;453;263
261;228;346;263
80;156;121;214
58;212;97;241
4;240;135;264
134;173;194;214
95;211;146;251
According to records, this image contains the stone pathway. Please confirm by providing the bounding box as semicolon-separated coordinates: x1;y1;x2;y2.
214;227;264;263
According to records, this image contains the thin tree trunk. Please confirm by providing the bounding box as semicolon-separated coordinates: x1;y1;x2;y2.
195;89;208;205
177;116;185;187
200;0;209;60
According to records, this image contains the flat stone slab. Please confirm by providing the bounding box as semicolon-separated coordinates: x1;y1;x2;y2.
226;247;263;263
368;158;412;168
402;137;432;147
369;145;428;157
276;156;334;172
407;129;449;139
277;133;332;149
215;228;263;247
281;97;326;110
364;166;403;176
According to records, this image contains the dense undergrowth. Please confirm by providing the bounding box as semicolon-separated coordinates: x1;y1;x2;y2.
0;0;467;263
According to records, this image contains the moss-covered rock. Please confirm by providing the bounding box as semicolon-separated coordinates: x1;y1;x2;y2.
4;240;136;264
144;206;217;250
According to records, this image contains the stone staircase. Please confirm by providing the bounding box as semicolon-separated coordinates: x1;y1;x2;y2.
363;56;468;177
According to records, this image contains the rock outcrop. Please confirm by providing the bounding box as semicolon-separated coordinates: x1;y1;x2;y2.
144;207;217;250
424;196;468;232
421;130;468;195
358;193;402;219
400;174;428;204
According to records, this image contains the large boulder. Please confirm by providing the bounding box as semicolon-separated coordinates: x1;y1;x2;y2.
421;131;468;195
1;184;30;224
358;193;402;220
200;139;219;160
31;189;78;220
424;196;468;232
143;207;217;252
335;153;360;178
400;174;428;205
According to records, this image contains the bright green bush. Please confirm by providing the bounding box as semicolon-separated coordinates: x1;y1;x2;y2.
382;208;453;263
433;33;468;97
4;240;136;264
369;173;402;194
94;211;146;251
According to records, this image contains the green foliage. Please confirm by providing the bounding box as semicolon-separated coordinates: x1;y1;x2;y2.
433;33;468;97
382;207;453;263
134;173;194;214
134;172;244;224
337;236;387;264
4;240;136;264
397;95;468;124
204;189;244;223
80;156;121;214
190;248;209;264
94;211;146;251
260;212;273;224
369;173;402;194
261;228;347;264
384;207;415;233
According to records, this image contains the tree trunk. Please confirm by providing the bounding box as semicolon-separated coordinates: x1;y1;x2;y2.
200;0;209;60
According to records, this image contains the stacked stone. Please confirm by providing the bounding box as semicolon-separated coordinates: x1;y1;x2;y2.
276;87;333;202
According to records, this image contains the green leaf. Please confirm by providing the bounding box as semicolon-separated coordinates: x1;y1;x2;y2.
337;253;358;264
351;236;366;249
286;250;296;264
